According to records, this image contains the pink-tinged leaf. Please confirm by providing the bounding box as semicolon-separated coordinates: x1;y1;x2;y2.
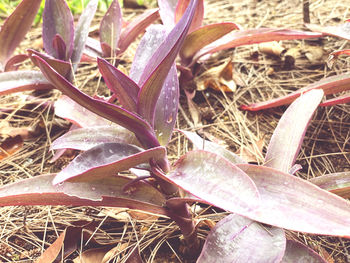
265;89;323;172
55;95;111;127
43;0;74;60
118;9;160;54
28;49;72;79
84;37;103;59
327;49;350;68
166;150;260;214
154;64;179;145
0;70;52;96
51;125;138;151
137;0;198;125
191;28;322;66
236;164;350;237
175;0;204;33
52;34;67;61
241;73;350;111
180;23;240;64
179;130;246;164
158;0;177;29
71;0;98;70
130;25;178;145
4;54;28;72
53;143;166;184
33;55;159;148
100;0;122;56
281;240;327;263
320;92;350;106
97;58;139;112
0;173;167;216
130;25;167;84
306;21;350;40
309;172;350;198
0;0;42;69
197;214;286;263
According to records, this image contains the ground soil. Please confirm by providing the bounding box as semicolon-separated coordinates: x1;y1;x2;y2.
1;0;350;262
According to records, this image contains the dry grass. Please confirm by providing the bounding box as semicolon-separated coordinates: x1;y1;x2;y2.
0;0;350;262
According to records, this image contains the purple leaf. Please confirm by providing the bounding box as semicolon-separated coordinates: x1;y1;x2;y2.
306;21;350;40
175;0;204;33
236;164;350;237
71;0;98;70
241;73;350;111
281;240;328;263
97;58;139;112
265;89;323;172
0;0;42;69
55;95;111;127
137;0;199;125
158;0;177;29
0;173;167;216
191;28;322;66
180;23;240;65
99;0;122;56
4;54;28;72
53;143;166;184
28;49;72;79
51;125;139;151
33;55;160;148
179;130;246;164
118;9;160;54
198;214;286;263
52;34;67;61
0;70;52;96
84;37;103;59
43;0;74;60
309;172;350;199
166;150;260;214
130;25;178;145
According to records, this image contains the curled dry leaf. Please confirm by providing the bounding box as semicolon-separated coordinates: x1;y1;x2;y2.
258;41;286;57
0;135;23;160
235;138;265;163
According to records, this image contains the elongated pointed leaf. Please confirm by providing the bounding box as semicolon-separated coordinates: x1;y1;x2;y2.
180;23;240;64
130;25;178;145
33;55;159;148
265;90;323;172
55;95;111;127
28;49;72;78
241;73;350;111
137;0;198;125
52;34;67;61
191;28;322;66
0;174;167;216
236;164;350;237
98;58;139;112
175;0;204;33
309;172;350;198
306;22;350;40
53;143;166;184
100;0;122;56
158;0;177;29
51;125;138;151
281;240;327;263
84;37;103;59
71;0;98;70
166;150;260;214
43;0;74;60
118;9;160;54
179;130;246;164
320;92;350;106
197;214;286;263
4;54;28;72
0;0;42;69
0;70;52;96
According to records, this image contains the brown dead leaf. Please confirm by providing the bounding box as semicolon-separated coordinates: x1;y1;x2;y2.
304;46;325;63
0;135;23;160
73;247;111;263
0;121;42;140
235;138;264;163
258;41;286;57
197;59;237;92
184;89;202;127
98;207;159;221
